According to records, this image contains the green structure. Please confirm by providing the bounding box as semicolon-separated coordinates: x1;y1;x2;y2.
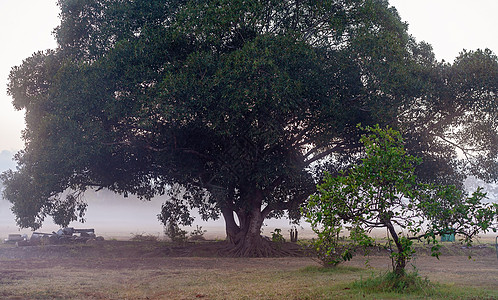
441;233;456;242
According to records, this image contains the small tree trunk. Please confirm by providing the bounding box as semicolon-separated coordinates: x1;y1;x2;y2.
385;219;407;277
394;256;407;277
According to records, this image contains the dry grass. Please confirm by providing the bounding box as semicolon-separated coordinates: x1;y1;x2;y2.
0;260;365;299
0;241;497;299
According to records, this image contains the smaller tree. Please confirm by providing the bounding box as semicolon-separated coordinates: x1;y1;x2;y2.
305;125;498;276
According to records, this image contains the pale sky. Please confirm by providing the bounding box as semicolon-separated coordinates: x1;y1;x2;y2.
1;0;498;162
0;1;59;152
391;0;498;62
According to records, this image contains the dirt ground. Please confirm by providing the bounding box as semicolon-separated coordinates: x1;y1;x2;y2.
0;240;497;299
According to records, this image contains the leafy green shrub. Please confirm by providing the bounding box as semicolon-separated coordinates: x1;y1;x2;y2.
271;228;285;243
164;220;188;244
302;238;352;267
301;222;374;267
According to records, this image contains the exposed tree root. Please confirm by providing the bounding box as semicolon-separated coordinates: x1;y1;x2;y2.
219;238;302;257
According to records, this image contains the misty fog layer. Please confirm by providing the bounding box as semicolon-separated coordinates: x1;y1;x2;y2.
0;187;312;240
1;151;495;241
0;189;221;239
2;181;495;241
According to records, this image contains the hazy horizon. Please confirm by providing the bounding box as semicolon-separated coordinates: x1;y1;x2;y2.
1;160;496;242
0;187;316;240
1;178;496;241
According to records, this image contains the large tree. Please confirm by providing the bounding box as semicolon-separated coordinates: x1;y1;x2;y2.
2;0;497;256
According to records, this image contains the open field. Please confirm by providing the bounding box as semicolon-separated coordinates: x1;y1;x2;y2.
0;240;497;300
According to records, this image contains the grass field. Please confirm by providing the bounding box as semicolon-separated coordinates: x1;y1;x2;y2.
0;240;497;299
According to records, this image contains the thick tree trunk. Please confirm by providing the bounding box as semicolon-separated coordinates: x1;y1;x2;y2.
221;190;280;257
223;207;278;257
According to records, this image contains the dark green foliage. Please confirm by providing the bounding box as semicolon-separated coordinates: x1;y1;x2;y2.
270;228;285;244
2;0;498;256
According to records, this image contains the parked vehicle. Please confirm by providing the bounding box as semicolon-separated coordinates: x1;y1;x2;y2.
12;228;103;246
3;234;28;243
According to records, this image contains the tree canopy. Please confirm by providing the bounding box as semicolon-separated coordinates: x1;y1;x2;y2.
2;0;498;256
305;125;498;275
